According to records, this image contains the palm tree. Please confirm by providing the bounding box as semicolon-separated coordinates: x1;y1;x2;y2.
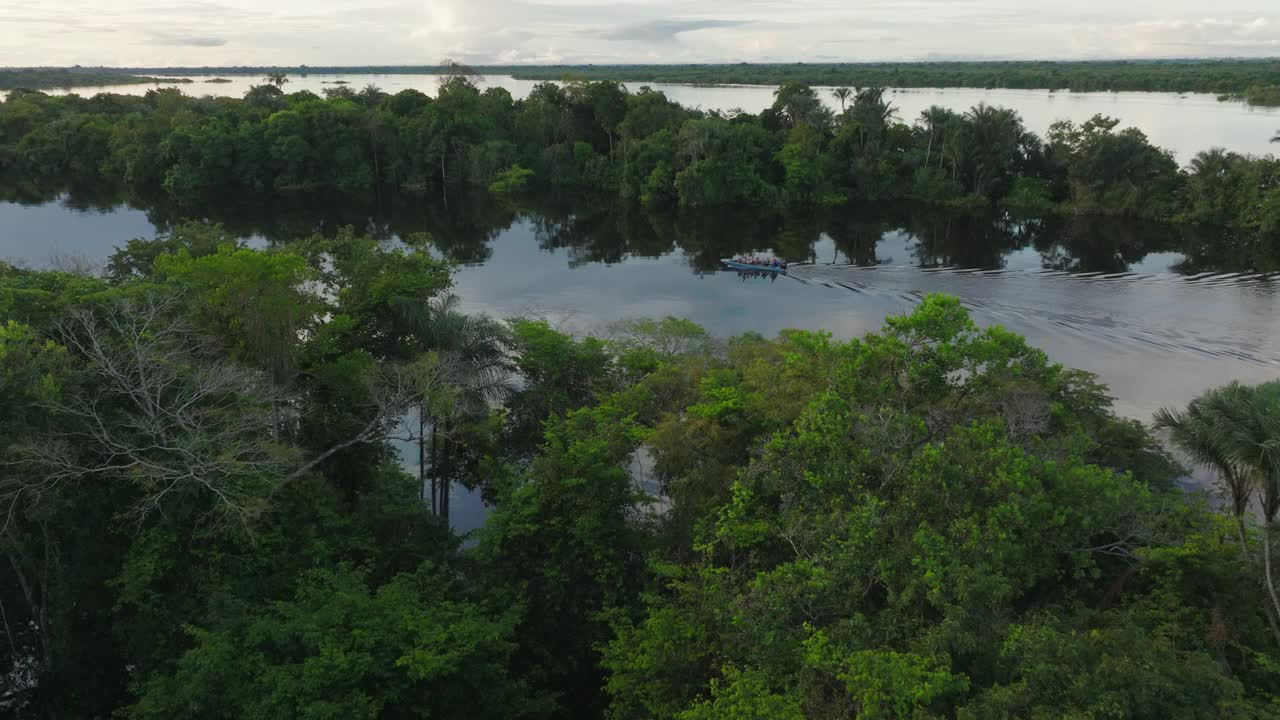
1156;381;1280;640
849;87;897;153
960;103;1025;197
919;106;955;169
418;293;512;520
1154;384;1256;544
831;87;852;113
264;72;289;88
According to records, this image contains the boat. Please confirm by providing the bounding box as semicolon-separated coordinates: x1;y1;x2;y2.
722;259;787;273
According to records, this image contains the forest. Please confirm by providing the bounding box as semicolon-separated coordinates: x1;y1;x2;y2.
2;77;1279;257
48;59;1280;99
0;69;191;91
507;60;1280;103
4;217;1280;718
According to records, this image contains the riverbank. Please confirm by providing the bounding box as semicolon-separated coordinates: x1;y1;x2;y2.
27;59;1280;99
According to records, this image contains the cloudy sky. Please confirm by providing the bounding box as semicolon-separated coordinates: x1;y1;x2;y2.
3;0;1279;67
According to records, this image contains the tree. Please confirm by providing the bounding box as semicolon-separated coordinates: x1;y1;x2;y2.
126;563;542;720
1048;114;1182;217
604;295;1208;718
263;72;289;88
437;57;482;89
958;103;1030;199
919;105;956;168
4;296;294;529
418;293;512;520
771;83;832;131
831;87;852;113
481;400;649;719
1156;381;1280;643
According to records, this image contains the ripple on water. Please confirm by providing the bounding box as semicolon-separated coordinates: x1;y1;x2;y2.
789;264;1280;369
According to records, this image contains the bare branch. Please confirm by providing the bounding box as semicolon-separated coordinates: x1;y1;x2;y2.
2;295;294;530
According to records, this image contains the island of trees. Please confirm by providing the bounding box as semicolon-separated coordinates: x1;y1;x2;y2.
0;68;192;91
3;216;1280;717
2;78;1278;258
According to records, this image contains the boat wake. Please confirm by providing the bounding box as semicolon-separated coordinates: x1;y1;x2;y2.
788;263;1280;368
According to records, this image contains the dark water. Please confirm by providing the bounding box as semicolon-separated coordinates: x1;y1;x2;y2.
3;190;1279;528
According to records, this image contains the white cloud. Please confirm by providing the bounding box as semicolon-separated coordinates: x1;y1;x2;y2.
0;0;1277;66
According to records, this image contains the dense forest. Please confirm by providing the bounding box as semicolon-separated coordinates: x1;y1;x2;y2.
0;69;191;91
2;78;1279;258
4;218;1280;717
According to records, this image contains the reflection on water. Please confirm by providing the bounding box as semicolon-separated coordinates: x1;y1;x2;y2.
1;188;1277;426
3;188;1278;527
3;74;1278;158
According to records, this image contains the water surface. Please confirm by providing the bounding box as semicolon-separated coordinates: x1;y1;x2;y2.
4;193;1275;424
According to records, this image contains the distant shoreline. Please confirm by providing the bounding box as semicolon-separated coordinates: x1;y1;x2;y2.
0;68;193;90
3;61;1278;106
2;59;1275;95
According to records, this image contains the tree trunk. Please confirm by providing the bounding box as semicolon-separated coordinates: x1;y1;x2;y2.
1236;513;1280;646
440;419;452;522
429;422;439;514
1236;514;1251;561
440;155;448;209
1263;521;1280;645
418;403;426;503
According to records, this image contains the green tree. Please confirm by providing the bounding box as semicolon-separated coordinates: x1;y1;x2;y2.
1156;382;1280;641
416;293;512;519
126;563;541;720
771;82;833;131
831;86;852;113
481;400;650;719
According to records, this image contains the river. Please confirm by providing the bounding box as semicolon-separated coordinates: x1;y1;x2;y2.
3;193;1278;529
3;78;1279;530
3;193;1276;423
4;73;1279;159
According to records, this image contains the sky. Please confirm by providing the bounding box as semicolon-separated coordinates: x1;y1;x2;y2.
3;0;1279;67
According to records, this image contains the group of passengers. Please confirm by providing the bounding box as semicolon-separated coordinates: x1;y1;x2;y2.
734;255;787;268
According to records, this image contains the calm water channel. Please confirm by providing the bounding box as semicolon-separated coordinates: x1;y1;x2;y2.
3;192;1277;423
4;77;1280;528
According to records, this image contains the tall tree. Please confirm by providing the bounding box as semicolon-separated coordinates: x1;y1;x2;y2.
419;294;512;520
1156;381;1280;643
831;87;852;113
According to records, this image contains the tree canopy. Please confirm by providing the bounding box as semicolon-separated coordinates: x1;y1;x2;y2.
3;80;1279;257
3;224;1279;717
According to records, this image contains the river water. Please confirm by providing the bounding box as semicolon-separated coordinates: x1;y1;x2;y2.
3;194;1278;529
4;73;1279;159
3;78;1279;529
3;194;1276;422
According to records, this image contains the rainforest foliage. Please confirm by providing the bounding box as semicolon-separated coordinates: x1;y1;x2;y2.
2;78;1279;251
4;222;1280;718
